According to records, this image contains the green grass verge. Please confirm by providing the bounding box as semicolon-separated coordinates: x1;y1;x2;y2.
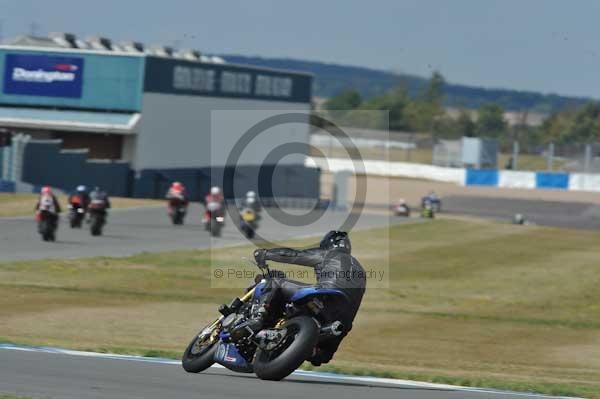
0;193;161;218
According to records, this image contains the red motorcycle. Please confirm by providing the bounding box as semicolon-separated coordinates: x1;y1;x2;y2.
205;200;225;237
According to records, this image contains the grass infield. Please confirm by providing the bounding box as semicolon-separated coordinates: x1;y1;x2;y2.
0;193;161;218
1;218;599;397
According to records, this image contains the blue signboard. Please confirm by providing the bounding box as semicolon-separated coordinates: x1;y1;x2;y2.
3;53;84;98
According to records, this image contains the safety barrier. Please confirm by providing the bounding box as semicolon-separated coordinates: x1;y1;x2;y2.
465;169;498;186
498;171;536;189
308;157;600;192
568;173;600;192
307;157;465;184
535;172;570;190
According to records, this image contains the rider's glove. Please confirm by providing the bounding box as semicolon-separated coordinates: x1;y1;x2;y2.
254;248;267;268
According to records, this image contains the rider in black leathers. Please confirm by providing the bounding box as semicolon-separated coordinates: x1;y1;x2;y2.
236;231;366;366
88;186;111;214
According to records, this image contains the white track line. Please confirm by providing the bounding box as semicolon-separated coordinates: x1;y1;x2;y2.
0;344;581;399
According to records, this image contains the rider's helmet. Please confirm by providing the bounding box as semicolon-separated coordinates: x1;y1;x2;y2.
172;181;184;191
210;186;221;196
246;190;256;198
320;230;351;254
398;198;406;205
76;185;86;193
41;186;52;195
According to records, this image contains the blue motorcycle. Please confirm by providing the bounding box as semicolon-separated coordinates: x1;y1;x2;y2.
182;261;348;380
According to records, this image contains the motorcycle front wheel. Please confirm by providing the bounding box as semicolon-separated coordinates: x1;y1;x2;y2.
182;327;219;373
253;316;319;381
210;219;222;237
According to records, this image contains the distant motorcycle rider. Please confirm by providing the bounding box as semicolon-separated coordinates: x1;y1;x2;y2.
88;186;111;214
166;181;188;206
35;186;62;229
203;186;225;224
234;230;366;366
241;190;261;213
68;185;90;212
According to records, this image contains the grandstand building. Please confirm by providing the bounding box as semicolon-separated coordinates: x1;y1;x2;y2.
0;34;317;199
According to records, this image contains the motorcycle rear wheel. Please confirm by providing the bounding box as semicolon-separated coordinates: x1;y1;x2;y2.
40;220;54;241
253;316;319;381
90;215;103;236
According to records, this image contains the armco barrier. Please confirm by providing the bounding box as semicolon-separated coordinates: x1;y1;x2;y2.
465;169;498;186
535;172;569;190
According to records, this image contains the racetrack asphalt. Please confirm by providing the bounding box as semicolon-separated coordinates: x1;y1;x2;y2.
3;195;597;263
0;347;575;399
0;203;402;262
442;195;600;230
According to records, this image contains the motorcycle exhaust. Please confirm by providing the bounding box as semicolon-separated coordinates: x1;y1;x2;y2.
320;321;344;337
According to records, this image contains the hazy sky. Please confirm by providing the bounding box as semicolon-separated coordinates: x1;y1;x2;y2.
2;0;599;98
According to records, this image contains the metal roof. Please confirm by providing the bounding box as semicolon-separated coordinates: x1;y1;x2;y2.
0;107;140;134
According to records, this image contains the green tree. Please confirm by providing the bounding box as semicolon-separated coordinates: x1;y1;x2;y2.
422;71;445;105
475;104;507;137
538;102;600;144
361;86;411;130
407;71;447;133
324;89;362;111
405;101;438;131
456;109;476;137
570;102;600;142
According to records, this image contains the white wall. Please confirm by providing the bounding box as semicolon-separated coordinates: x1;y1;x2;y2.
307;157;465;184
498;171;536;189
569;173;600;192
135;93;311;170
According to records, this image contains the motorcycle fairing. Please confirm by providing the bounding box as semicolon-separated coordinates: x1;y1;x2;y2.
290;287;349;303
214;341;253;373
252;281;267;301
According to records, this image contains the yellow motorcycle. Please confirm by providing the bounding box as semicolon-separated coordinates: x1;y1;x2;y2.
240;208;258;239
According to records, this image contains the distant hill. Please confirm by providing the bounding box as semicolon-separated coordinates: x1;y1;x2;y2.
220;55;591;113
